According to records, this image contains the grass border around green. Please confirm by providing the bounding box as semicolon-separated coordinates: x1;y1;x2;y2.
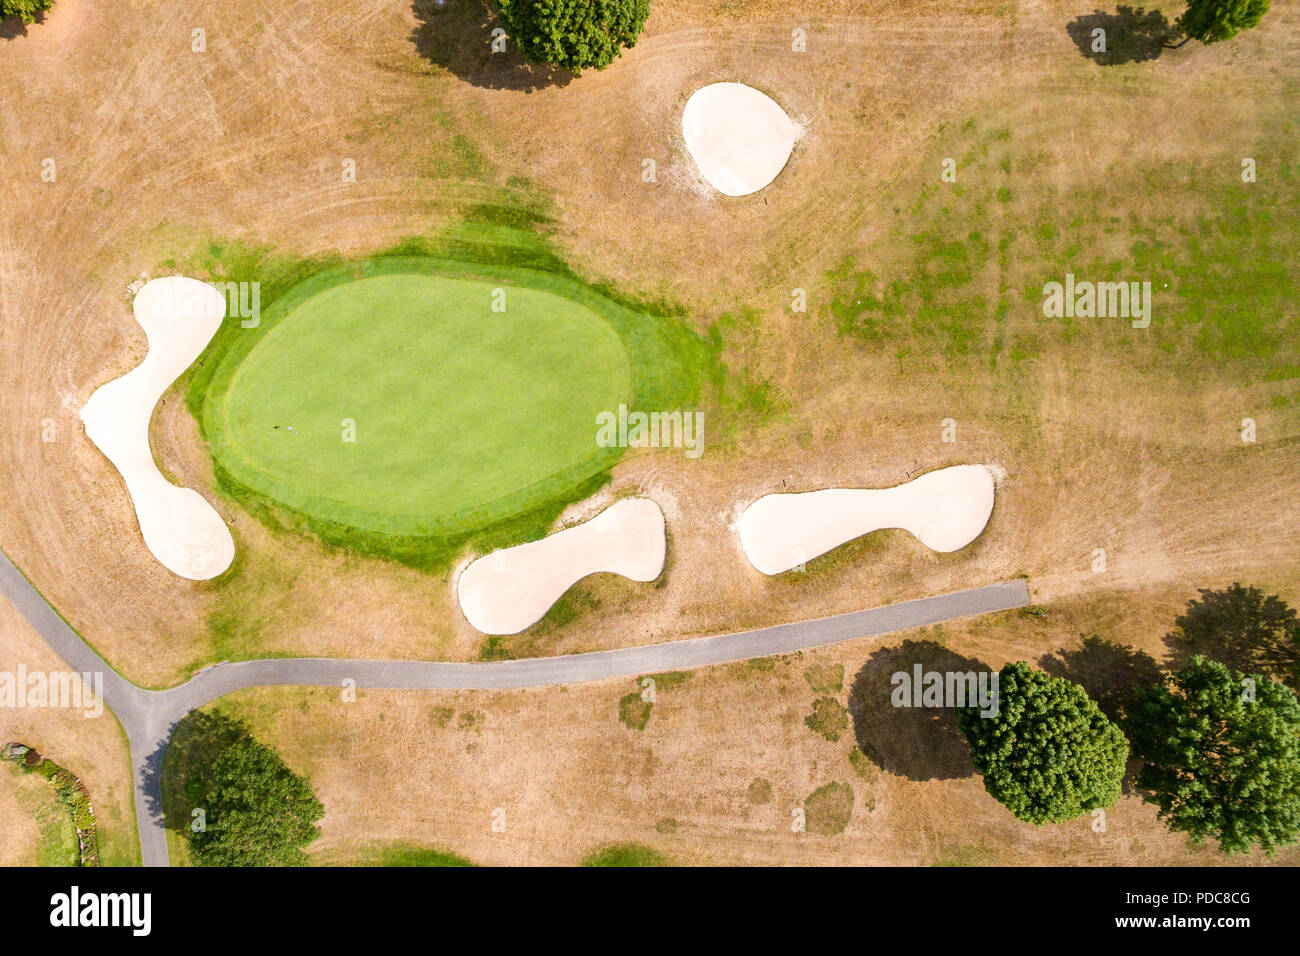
188;242;721;572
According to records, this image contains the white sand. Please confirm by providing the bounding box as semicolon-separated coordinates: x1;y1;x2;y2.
682;82;798;196
737;465;997;575
458;498;666;635
80;277;235;580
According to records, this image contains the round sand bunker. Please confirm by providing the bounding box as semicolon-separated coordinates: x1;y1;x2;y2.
682;82;798;196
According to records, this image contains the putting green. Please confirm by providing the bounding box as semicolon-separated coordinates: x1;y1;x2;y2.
204;265;633;541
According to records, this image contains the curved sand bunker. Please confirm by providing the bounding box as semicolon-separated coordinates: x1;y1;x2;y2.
682;82;798;196
458;498;666;635
738;465;997;575
81;277;235;580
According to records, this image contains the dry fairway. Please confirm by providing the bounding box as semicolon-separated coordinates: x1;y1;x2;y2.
0;597;139;866
0;0;1294;694
211;587;1300;866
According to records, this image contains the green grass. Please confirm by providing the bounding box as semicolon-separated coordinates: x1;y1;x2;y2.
190;228;723;571
3;763;79;867
933;842;996;867
829;119;1300;384
213;268;631;535
345;842;477;867
581;842;670;867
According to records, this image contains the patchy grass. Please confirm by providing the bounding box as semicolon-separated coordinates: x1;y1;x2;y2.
582;842;670;867
618;692;653;731
848;747;880;783
804;782;854;835
805;696;850;741
342;842;477;867
804;662;845;694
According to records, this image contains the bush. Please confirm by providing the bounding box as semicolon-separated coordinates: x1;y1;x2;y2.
1177;0;1270;44
1127;656;1300;854
495;0;649;73
0;0;55;25
171;712;324;867
959;662;1128;824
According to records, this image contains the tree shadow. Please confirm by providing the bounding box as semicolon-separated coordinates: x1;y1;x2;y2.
152;710;249;833
1065;6;1176;65
1160;585;1300;688
409;0;575;92
847;640;988;781
1039;634;1165;724
1039;634;1164;792
1;13;38;39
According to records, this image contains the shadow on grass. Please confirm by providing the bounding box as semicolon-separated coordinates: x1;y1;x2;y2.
154;711;248;834
1039;634;1163;792
848;639;985;782
409;0;574;92
1038;634;1165;724
1;14;37;39
1065;6;1179;65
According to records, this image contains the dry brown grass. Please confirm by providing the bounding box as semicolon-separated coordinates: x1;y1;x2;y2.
214;586;1300;865
0;0;1295;698
0;598;139;865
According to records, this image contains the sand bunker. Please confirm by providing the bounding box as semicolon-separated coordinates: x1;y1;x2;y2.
682;82;798;196
458;498;666;635
738;465;997;575
81;277;235;580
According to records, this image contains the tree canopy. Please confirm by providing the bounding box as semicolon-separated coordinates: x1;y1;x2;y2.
959;662;1128;824
1170;583;1299;689
177;711;324;867
495;0;650;74
1;0;54;25
1177;0;1271;44
1126;656;1300;855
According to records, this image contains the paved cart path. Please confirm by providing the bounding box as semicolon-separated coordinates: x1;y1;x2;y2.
0;548;1029;867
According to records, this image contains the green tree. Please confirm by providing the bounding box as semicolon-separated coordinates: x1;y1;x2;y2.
181;714;324;867
495;0;649;73
1177;0;1270;44
1126;656;1300;855
1;0;54;25
959;662;1128;824
1170;583;1299;689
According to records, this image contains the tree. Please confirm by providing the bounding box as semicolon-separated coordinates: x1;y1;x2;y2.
1;0;54;25
959;662;1128;824
179;712;324;867
1177;0;1270;44
495;0;649;74
1170;583;1299;689
1127;656;1300;854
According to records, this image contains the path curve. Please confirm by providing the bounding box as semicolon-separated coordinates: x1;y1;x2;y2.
0;547;1028;867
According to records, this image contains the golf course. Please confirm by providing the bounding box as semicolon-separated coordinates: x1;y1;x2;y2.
194;256;706;566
